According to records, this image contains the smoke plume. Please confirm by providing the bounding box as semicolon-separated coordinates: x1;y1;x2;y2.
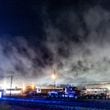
1;4;110;87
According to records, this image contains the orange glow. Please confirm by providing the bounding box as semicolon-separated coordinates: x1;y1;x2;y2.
31;84;35;90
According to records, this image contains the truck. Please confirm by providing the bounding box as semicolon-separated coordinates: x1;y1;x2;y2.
80;88;110;99
48;86;80;99
48;86;110;100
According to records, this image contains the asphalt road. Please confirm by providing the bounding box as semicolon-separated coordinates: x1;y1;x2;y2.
0;97;110;110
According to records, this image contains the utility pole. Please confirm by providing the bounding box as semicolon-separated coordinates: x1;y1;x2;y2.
9;72;14;96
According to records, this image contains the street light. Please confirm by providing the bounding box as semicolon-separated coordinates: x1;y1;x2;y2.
51;69;57;89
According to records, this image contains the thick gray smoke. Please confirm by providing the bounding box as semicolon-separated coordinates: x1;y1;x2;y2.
44;6;110;85
1;6;110;88
0;37;45;87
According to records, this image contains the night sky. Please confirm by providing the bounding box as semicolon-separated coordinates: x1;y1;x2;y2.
0;0;110;87
0;0;106;36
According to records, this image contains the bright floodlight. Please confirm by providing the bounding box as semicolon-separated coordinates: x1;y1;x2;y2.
51;73;57;80
51;72;57;89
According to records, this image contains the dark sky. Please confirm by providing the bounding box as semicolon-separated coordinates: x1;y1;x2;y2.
0;0;108;37
0;0;44;37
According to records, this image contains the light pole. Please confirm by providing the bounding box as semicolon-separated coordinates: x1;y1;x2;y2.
0;72;14;96
51;69;57;89
9;73;14;96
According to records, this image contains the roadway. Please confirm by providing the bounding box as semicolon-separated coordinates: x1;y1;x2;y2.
0;97;110;110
